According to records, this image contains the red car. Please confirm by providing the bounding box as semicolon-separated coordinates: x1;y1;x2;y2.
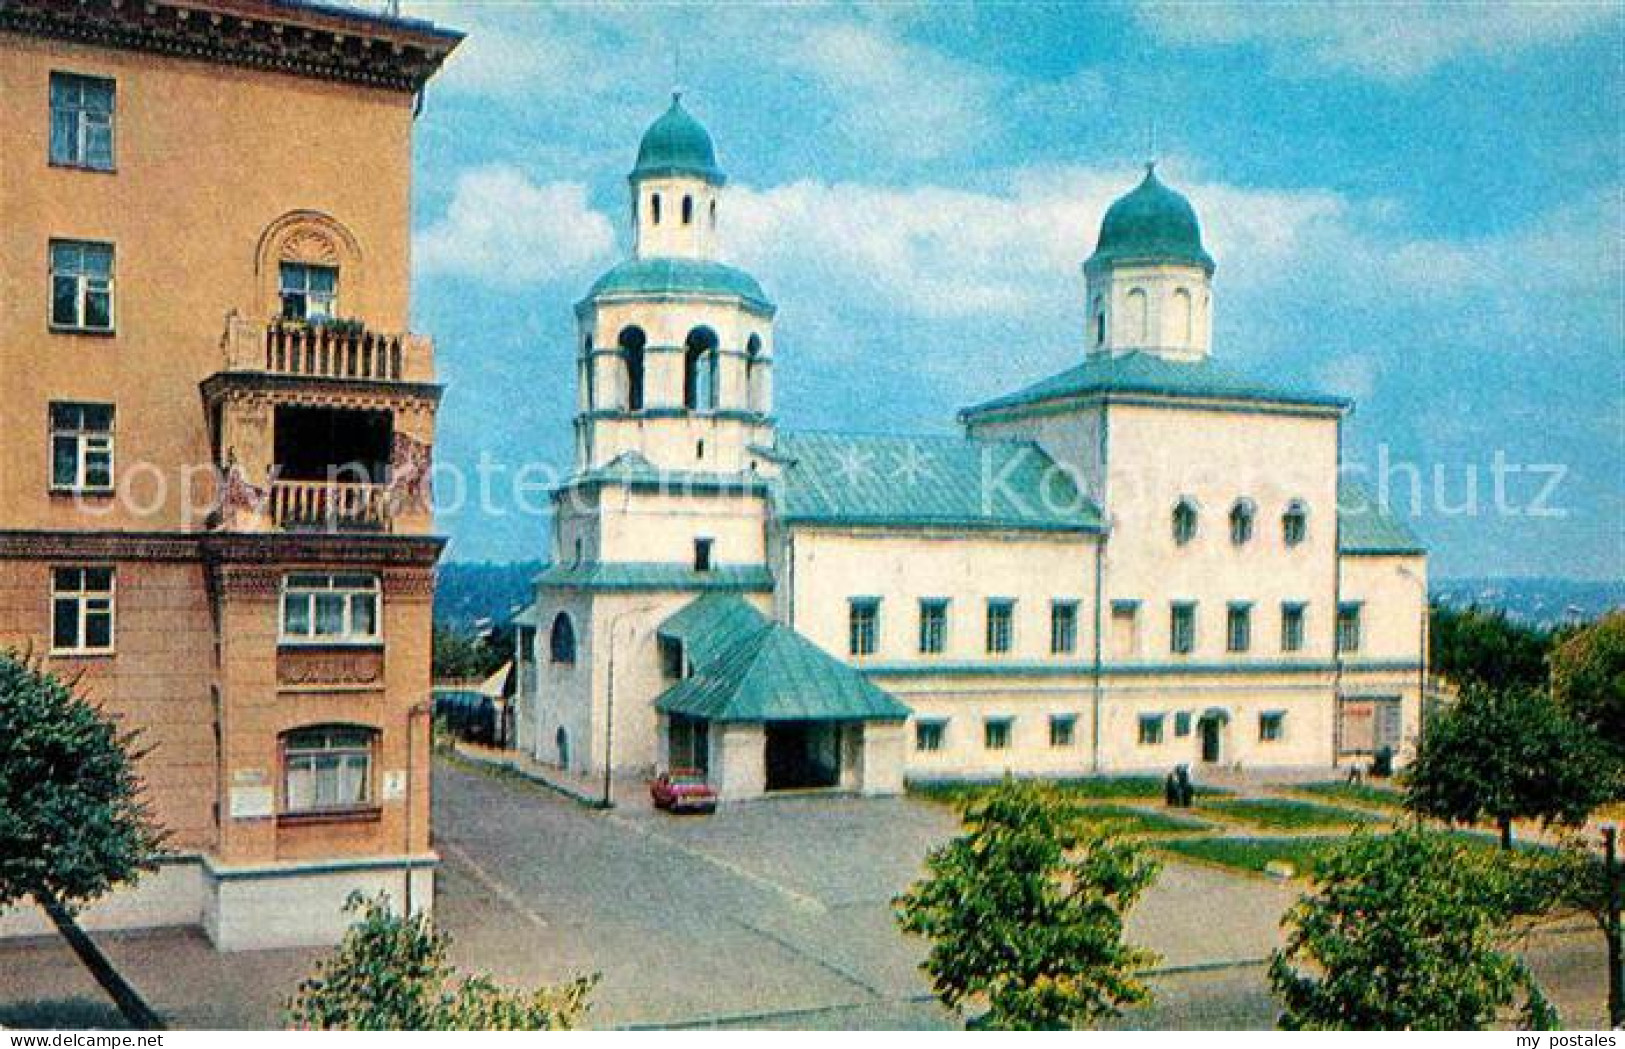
650;769;717;814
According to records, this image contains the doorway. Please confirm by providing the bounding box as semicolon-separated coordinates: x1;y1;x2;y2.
1198;714;1224;764
764;722;841;791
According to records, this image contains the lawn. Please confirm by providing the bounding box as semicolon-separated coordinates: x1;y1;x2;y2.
1197;797;1383;830
1158;835;1344;876
910;774;1229;807
1291;781;1406;812
1072;804;1213;836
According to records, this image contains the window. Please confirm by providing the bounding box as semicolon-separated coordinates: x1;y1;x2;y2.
618;327;646;411
984;717;1012;750
1229;499;1255;545
49;402;114;492
849;598;879;657
1050;601;1079;654
1170;602;1196;655
278;262;338;322
283;726;374;813
280;573;380;645
1281;603;1306;653
682;195;693;225
918;599;947;655
1094;300;1106;347
693;538;714;573
1173;711;1192;737
1283;501;1308;546
1137;713;1165;746
51;566;114;653
1172;499;1197;545
1049;714;1077;748
683;327;719;410
1337;602;1363;654
549;612;577;665
1226;603;1252;653
915;719;946;753
660;637;685;680
651;193;662;225
1375;699;1403;750
49;73;114;170
985;599;1014;654
50;240;114;332
1259;712;1286;743
1110;599;1140;657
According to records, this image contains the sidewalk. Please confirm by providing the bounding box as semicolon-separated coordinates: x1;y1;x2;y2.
450;741;649;809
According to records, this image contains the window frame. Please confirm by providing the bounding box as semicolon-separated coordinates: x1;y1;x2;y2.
985;598;1015;655
1281;602;1307;653
281;725;376;816
1229;499;1255;545
49;239;115;333
50;565;115;655
1170;601;1197;655
1050;600;1079;655
1049;713;1077;748
279;573;382;647
983;716;1013;751
48;401;115;494
49;72;115;172
693;537;714;573
1336;602;1363;654
918;598;948;655
914;718;947;753
1259;711;1286;743
278;261;339;323
848;597;880;657
1137;713;1165;746
1172;499;1198;546
1282;500;1309;547
1226;602;1253;653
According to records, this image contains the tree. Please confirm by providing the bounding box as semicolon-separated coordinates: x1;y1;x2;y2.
1429;605;1551;691
1550;612;1625;768
431;623;509;682
1403;684;1617;849
1270;827;1558;1030
894;779;1160;1030
288;894;597;1030
0;651;168;1027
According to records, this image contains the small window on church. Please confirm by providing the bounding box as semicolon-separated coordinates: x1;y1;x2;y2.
651;193;662;225
710;199;717;229
682;195;693;225
1283;501;1308;546
1230;499;1255;545
1096;311;1106;347
693;538;714;573
1172;499;1198;545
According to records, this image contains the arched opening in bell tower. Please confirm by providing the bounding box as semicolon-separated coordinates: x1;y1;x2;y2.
683;326;719;411
618;326;647;411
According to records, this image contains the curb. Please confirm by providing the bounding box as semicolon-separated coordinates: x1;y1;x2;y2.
447;747;611;810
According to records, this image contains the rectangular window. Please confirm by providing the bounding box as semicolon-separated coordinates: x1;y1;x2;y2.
693;537;714;572
985;599;1014;654
1170;602;1196;655
984;717;1012;750
918;599;947;655
50;240;114;332
1050;600;1079;654
1049;714;1077;748
1375;698;1404;750
915;719;946;753
279;262;338;322
1226;603;1252;653
1110;599;1140;658
1259;711;1286;743
1137;713;1165;746
1337;602;1363;654
51;566;114;654
283;726;374;813
49;402;114;492
1281;603;1307;653
1173;711;1192;737
659;637;686;681
281;573;381;645
848;598;879;657
49;73;114;170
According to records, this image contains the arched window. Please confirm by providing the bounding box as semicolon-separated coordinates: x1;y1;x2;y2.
282;724;376;813
1095;306;1106;348
650;193;662;225
683;326;719;411
549;612;577;665
1283;500;1309;547
1172;287;1193;344
682;195;694;225
581;334;595;409
1229;499;1255;545
1172;499;1198;546
745;334;764;414
710;199;717;229
617;326;646;411
1125;288;1149;343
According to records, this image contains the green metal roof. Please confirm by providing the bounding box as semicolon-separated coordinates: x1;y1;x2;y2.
510;604;540;628
535;562;774;593
631;94;725;184
557;453;770;497
654;595;911;723
772;431;1103;533
585;257;773;313
1338;481;1427;555
1088;165;1214;274
961;351;1351;418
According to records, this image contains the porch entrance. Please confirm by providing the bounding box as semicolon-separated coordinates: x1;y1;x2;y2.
764;721;842;792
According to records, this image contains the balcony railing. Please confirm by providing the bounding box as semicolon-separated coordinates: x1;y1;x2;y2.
271;480;392;532
220;314;434;383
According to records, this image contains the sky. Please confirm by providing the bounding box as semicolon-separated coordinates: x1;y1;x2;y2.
372;1;1621;580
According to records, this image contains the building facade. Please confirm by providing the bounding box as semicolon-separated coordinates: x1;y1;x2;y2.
513;100;1428;802
0;0;459;949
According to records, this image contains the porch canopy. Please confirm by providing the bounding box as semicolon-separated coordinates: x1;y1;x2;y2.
654;595;911;723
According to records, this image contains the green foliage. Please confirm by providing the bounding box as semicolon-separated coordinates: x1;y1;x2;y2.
1068;804;1212;836
1404;684;1618;846
1198;797;1381;830
431;623;509;683
1550;611;1625;765
288;894;597;1031
1269;827;1559;1030
1158;835;1347;876
1430;605;1552;691
910;774;1226;805
0;651;166;912
895;778;1160;1030
1293;781;1406;811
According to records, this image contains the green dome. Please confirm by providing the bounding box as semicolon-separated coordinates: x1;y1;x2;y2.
1088;165;1214;273
585;257;774;313
632;94;725;184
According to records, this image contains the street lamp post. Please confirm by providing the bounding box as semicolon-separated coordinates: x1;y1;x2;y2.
601;606;655;809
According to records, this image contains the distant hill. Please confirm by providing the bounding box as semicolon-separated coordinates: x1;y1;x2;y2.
432;562;1622;635
1433;577;1623;630
435;561;542;633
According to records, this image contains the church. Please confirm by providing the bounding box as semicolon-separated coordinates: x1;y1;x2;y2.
511;97;1428;801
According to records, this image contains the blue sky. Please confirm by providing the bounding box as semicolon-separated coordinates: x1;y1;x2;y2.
381;1;1621;580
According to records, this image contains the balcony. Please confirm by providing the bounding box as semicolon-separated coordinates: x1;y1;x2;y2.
219;313;434;384
271;480;392;532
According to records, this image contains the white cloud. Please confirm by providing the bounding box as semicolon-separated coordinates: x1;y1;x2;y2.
1133;1;1614;80
415;166;614;287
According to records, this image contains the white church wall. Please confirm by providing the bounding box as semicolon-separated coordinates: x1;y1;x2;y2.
966;408;1106;503
594;489;771;566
